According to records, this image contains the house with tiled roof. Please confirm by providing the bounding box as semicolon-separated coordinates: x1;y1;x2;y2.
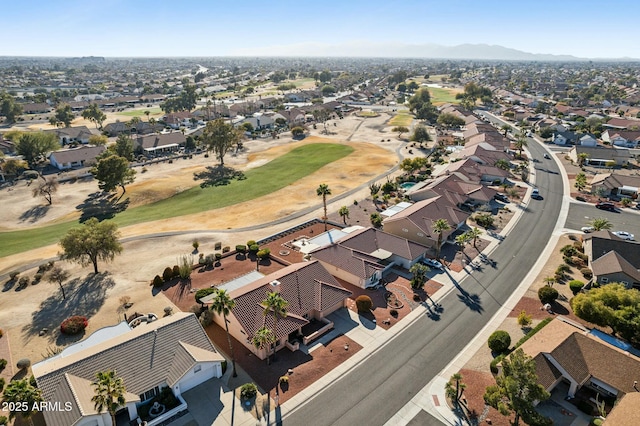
590;173;640;199
382;196;470;251
603;393;640;425
569;146;632;167
517;318;640;404
32;313;224;426
582;231;640;289
45;125;98;145
450;142;512;166
406;173;497;209
443;158;510;184
601;129;640;148
135;132;186;155
310;227;429;288
203;261;351;360
49;145;106;170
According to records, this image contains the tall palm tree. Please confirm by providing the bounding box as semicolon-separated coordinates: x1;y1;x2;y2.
2;378;43;426
261;291;289;362
589;217;612;231
466;227;483;249
316;183;332;231
210;289;238;377
433;218;451;260
252;326;275;365
338;205;350;225
91;370;126;426
514;132;528;158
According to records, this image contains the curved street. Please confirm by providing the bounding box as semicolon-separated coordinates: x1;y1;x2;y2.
283;133;564;425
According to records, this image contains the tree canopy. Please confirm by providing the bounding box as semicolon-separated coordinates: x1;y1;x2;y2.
32;176;58;205
410;125;431;144
2;377;43;423
202;119;242;166
15;131;60;168
571;283;640;346
161;84;198;113
82;103;107;129
59;217;123;274
483;348;551;426
49;103;75;127
91;154;136;195
0;91;23;123
91;370;126;426
408;88;438;122
437;112;465;128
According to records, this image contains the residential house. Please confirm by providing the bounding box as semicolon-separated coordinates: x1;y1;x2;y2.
32;313;224;426
49;145;106;170
103;121;129;137
310;227;429;288
603;393;640;425
443;158;510;184
273;108;306;126
465;132;511;152
383;196;470;251
603;117;640;130
163;111;193;129
20;102;52;114
601;130;640;148
201;260;351;359
583;231;640;288
406;173;498;209
135;132;186;155
46;126;97;145
579;134;598;147
569;146;632;167
553;131;580;145
590;173;640;199
518;318;640;404
451;142;512;166
237;115;275;131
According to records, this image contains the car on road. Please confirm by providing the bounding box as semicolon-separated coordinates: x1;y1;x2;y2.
581;226;594;233
494;193;509;203
421;258;444;271
531;188;541;199
543;153;550;159
595;201;616;211
613;231;635;241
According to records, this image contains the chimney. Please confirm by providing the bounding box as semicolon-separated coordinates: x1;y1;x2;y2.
269;280;281;292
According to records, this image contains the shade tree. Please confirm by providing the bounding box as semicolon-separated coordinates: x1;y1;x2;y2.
59;217;123;274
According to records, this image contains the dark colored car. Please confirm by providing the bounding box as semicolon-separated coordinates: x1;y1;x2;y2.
595;202;616;211
494;193;509;203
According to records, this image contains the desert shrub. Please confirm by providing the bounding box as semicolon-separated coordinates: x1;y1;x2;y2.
172;265;180;277
0;359;6;372
195;288;216;304
222;246;230;253
240;382;258;399
355;295;373;312
152;275;164;287
256;248;270;259
590;418;603;426
390;309;398;317
198;253;204;263
577;252;588;262
580;268;593;279
33;273;43;284
199;309;213;326
538;286;559;304
560;245;578;257
563;256;574;266
192;239;199;250
60;316;88;335
246;240;256;248
249;244;259;253
556;264;571;274
236;245;247;253
162;267;174;282
571;256;586;268
16;358;31;370
569;280;585;295
517;310;532;328
9;271;19;281
573;241;584;252
204;254;215;267
178;255;192;280
488;330;511;354
215;253;222;261
279;376;289;384
214;242;222;250
0;415;7;425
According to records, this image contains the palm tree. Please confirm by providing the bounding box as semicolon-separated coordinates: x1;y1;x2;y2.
252;327;275;365
494;159;511;171
577;152;589;167
444;373;467;406
338;205;350;225
466;227;483;249
210;289;238;377
2;378;43;426
144;110;150;121
500;124;511;137
91;370;126;426
433;218;451;260
514;132;528;158
316;183;332;231
589;217;612;231
543;276;555;287
455;233;470;252
261;291;289;362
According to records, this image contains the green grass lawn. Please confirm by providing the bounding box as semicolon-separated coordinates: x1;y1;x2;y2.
388;113;413;127
0;144;353;258
293;78;316;87
117;107;164;117
427;87;460;105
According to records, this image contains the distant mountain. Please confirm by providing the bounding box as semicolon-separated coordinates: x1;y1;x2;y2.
234;41;587;61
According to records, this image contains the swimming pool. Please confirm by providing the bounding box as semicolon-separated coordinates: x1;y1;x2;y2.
400;182;416;190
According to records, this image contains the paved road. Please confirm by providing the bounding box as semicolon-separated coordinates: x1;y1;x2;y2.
283;139;564;425
565;202;640;236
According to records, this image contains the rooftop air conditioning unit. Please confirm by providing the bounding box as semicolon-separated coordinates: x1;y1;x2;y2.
270;280;281;287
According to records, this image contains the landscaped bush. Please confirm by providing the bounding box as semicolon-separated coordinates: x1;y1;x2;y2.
246;240;256;248
60;316;88;335
355;295;373;312
222;246;230;253
195;288;216;304
256;248;270;259
249;244;259;253
172;265;180;277
215;253;222;261
177;256;192;280
0;378;5;392
517;310;532;328
573;241;584;252
9;271;19;281
33;273;43;284
279;375;289;385
390;309;398;317
18;276;29;289
199;309;213;326
192;239;199;251
569;280;585;295
236;245;247;253
240;382;258;399
16;358;30;370
488;330;511;354
556;264;571;274
538;286;559;304
580;268;593;279
590;418;603;426
162;267;174;282
152;275;164;287
0;359;7;372
0;414;7;425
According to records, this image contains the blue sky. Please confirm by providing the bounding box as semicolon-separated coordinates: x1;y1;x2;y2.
4;0;640;58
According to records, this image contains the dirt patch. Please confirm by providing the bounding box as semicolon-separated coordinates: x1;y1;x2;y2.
454;369;515;426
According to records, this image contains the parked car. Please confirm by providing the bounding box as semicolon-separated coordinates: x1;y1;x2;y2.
581;226;594;233
543;153;550;159
595;201;616;211
531;188;541;199
494;193;509;203
421;258;444;271
612;231;635;241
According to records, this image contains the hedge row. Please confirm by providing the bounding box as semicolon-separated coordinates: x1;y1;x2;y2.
490;317;553;374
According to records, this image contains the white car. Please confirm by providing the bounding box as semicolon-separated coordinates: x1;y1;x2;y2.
421;258;444;270
581;226;594;233
613;231;635;241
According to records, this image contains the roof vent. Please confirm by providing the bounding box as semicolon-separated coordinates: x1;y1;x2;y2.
270;280;281;287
